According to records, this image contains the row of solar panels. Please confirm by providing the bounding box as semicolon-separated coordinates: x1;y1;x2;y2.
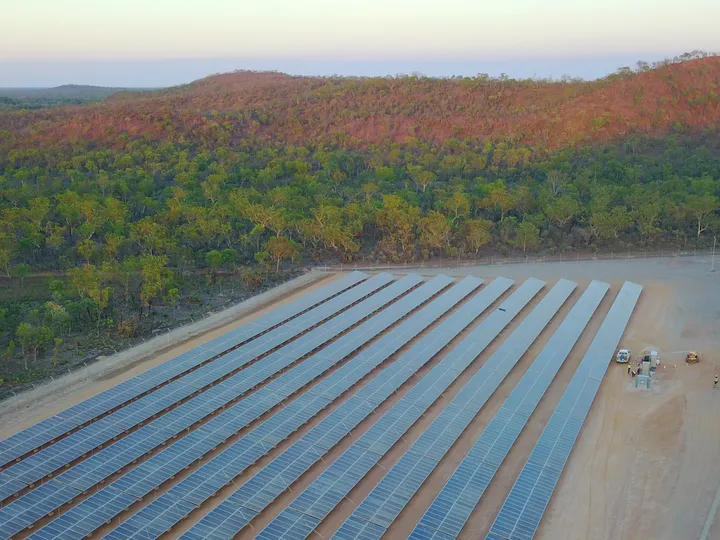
410;280;611;540
0;273;453;537
0;271;369;470
1;276;641;540
485;282;642;540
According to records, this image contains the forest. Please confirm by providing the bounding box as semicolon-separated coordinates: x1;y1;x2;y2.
0;54;718;392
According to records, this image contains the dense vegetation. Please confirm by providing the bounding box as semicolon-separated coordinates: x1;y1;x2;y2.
0;54;719;392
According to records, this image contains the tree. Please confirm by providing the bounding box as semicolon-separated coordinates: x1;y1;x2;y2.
546;170;569;196
14;263;31;289
3;340;16;364
512;221;540;252
164;288;180;319
685;194;718;241
418;211;452;259
138;255;172;317
407;165;436;193
479;180;515;221
0;229;13;278
375;195;421;261
205;250;224;284
461;219;493;255
440;192;470;225
16;323;53;369
590;207;633;242
265;237;300;272
545;196;580;230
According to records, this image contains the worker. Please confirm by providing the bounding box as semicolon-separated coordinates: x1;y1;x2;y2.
714;376;718;389
627;363;632;375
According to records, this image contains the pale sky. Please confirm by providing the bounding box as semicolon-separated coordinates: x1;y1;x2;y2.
2;0;719;86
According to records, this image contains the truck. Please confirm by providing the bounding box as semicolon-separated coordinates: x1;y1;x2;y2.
616;349;631;363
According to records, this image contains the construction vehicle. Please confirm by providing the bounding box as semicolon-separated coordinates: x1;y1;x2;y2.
616;349;631;363
686;351;700;364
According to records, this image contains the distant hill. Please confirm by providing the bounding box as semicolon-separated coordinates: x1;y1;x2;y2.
0;85;151;111
1;57;720;149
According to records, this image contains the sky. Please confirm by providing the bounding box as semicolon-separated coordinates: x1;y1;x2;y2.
2;0;719;87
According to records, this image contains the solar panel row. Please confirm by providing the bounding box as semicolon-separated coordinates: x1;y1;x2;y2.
102;277;489;540
486;281;642;540
338;280;578;538
412;280;610;540
181;277;509;539
23;275;461;540
253;279;542;540
0;276;420;536
0;271;368;471
0;274;394;505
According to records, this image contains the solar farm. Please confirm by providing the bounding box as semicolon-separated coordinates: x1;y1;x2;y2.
0;263;716;540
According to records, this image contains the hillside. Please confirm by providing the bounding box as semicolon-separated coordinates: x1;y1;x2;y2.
1;57;720;149
0;57;719;391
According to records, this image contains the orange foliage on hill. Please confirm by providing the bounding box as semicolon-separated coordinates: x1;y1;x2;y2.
2;57;720;149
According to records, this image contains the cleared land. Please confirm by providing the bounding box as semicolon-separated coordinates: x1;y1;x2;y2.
0;256;717;540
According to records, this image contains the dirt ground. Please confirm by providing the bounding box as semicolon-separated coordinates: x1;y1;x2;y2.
3;256;720;540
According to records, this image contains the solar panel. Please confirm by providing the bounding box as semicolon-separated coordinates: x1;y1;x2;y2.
24;275;464;539
0;274;395;506
485;281;642;540
339;280;577;536
0;271;368;470
178;278;507;539
412;280;609;539
255;279;542;540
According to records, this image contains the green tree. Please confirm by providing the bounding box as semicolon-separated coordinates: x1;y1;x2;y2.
16;323;53;368
685;194;718;241
440;192;470;225
461;219;493;255
14;263;31;289
512;221;540;252
418;211;452;259
205;250;224;284
265;237;300;272
164;288;181;319
480;180;515;221
376;195;420;261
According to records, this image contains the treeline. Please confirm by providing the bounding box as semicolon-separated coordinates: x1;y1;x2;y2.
0;133;719;383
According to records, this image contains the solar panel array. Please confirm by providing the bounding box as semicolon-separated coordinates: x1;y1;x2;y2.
180;277;509;540
252;279;542;540
0;271;368;471
102;276;493;540
0;275;645;540
486;281;642;540
335;279;577;539
0;274;424;537
0;273;395;505
21;275;461;540
411;280;610;540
